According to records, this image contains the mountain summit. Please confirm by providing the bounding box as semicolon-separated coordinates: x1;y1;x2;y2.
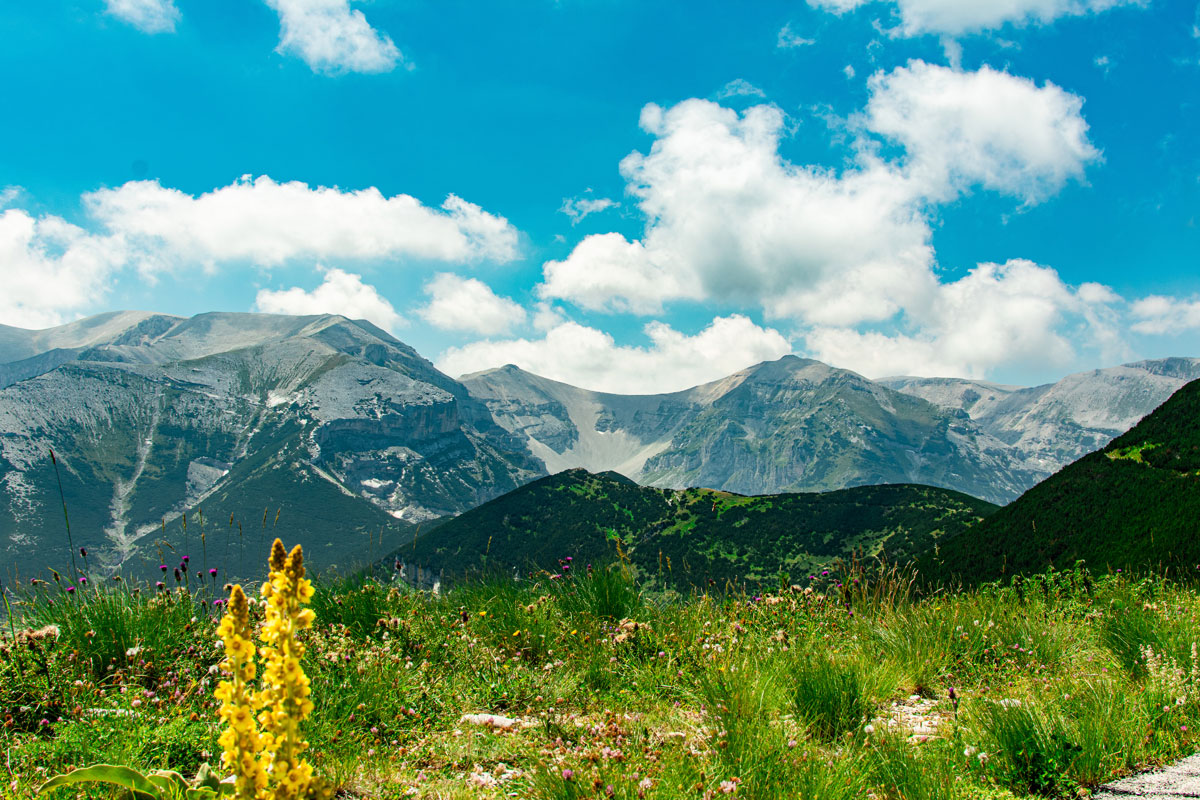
0;311;541;580
463;355;1199;505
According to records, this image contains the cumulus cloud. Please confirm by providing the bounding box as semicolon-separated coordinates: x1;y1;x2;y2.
0;209;126;329
0;176;517;330
804;260;1123;378
862;61;1099;203
263;0;402;74
418;273;526;336
806;0;1144;37
254;268;404;332
104;0;180;33
86;175;518;269
1130;295;1200;334
541;233;703;314
539;62;1112;378
437;314;791;394
542;62;1096;327
559;195;619;225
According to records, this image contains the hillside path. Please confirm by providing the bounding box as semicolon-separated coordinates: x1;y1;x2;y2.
1095;753;1200;799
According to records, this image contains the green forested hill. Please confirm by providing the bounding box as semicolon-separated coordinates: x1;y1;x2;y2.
397;469;997;589
920;378;1200;584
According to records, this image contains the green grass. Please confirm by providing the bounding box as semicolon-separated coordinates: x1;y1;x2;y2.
5;563;1200;799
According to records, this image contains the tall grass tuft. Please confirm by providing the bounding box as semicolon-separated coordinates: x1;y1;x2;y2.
789;651;871;740
969;698;1081;797
554;562;643;621
24;584;207;678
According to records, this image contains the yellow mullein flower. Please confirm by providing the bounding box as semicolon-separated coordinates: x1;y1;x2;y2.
255;539;318;800
215;584;267;800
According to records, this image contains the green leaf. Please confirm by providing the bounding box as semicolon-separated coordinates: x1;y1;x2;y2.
38;764;161;797
147;772;190;797
192;763;221;792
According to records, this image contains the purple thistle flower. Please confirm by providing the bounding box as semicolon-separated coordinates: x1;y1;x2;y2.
160;564;168;572
209;568;218;577
79;547;87;557
182;555;189;562
156;581;165;589
65;586;75;594
79;576;88;585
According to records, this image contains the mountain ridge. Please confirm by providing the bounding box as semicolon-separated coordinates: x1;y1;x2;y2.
463;355;1200;505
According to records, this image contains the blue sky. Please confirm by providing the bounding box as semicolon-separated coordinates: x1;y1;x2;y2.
2;0;1198;392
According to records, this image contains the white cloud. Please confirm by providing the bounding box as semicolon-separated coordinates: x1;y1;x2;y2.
86;175;518;269
717;79;767;99
104;0;180;34
418;273;526;336
1130;295;1200;334
804;260;1123;378
863;61;1099;203
806;0;1145;36
263;0;402;74
777;24;816;48
541;232;704;315
559;195;618;225
437;315;792;394
0;209;125;329
0;175;518;330
540;63;1103;378
544;63;1097;323
254;268;404;332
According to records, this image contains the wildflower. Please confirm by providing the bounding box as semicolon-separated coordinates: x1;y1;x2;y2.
863;724;875;735
78;577;88;585
216;584;267;799
161;564;168;572
562;769;575;781
210;568;219;578
156;581;165;590
79;548;87;557
65;586;75;594
256;539;317;799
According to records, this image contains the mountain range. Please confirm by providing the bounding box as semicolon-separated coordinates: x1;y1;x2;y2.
464;355;1200;505
0;310;1195;582
0;311;540;580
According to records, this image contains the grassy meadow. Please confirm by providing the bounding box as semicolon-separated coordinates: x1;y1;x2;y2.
4;559;1200;799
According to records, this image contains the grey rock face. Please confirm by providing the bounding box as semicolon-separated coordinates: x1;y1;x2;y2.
465;355;1198;507
0;312;542;581
879;358;1200;476
466;356;1036;505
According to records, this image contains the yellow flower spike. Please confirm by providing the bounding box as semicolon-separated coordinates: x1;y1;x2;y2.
215;584;266;800
256;538;318;800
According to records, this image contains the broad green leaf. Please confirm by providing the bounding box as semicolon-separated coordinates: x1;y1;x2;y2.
38;764;159;796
